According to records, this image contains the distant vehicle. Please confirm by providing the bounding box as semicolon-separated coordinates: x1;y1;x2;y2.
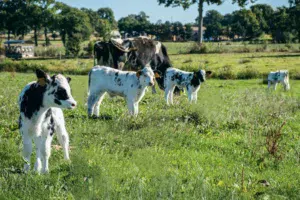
4;40;34;59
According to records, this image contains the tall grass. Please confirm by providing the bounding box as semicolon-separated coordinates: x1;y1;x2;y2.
163;42;300;55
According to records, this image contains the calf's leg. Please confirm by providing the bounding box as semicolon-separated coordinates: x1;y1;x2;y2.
56;124;70;161
126;99;135;116
93;92;106;117
22;131;32;172
40;134;53;174
87;92;100;117
34;136;42;173
169;86;176;105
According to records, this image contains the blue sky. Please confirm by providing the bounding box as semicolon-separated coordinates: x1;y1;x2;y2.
58;0;290;24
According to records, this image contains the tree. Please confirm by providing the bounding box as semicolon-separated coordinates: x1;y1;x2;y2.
118;12;151;36
231;9;261;39
27;3;43;46
203;10;223;40
185;23;194;41
96;19;112;41
81;8;100;32
97;8;117;29
157;0;255;44
289;2;300;41
39;0;56;46
55;2;92;46
0;0;27;41
271;7;292;43
289;0;300;6
250;4;274;34
222;14;234;39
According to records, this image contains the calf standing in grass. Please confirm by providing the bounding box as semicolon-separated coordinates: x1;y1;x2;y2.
19;69;77;173
268;70;290;91
88;66;157;116
164;68;212;105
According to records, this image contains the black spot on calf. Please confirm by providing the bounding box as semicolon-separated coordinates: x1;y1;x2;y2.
55;86;69;101
20;84;46;119
45;109;55;136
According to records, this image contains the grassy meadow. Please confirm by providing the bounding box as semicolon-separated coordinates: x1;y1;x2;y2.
1;51;300;79
0;41;300;199
0;71;300;199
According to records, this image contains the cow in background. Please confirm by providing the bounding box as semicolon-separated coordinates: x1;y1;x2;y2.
94;37;174;93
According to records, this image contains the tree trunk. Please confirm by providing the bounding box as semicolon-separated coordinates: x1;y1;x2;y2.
44;27;48;46
61;32;66;47
7;30;10;41
34;27;38;47
198;0;204;45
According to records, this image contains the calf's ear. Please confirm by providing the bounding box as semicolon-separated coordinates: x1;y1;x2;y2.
36;69;48;86
67;77;72;83
136;70;142;78
154;70;162;78
193;72;198;78
36;69;47;79
154;72;160;78
206;71;213;77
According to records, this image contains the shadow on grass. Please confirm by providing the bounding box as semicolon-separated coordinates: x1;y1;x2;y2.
22;56;91;61
89;115;113;121
244;53;300;59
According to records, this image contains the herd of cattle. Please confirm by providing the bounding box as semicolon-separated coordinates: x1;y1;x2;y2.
17;37;290;173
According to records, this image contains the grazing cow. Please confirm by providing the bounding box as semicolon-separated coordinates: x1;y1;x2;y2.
87;66;157;116
268;70;290;90
18;69;77;173
164;68;212;105
94;37;172;93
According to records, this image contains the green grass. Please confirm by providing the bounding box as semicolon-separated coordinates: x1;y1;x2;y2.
164;42;300;55
0;72;300;199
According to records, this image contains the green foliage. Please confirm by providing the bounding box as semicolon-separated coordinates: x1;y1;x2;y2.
65;35;81;57
95;19;112;41
118;12;151;35
158;0;254;43
231;9;262;39
184;23;194;41
236;66;260;79
203;10;224;40
250;4;274;34
55;3;92;46
97;7;118;29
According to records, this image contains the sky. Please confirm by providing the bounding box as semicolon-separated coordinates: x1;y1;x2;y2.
58;0;290;24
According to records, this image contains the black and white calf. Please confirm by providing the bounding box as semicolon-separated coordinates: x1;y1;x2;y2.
267;70;290;90
88;66;157;116
164;68;212;105
18;69;77;173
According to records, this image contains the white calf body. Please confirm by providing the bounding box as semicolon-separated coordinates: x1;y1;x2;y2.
268;70;290;90
88;66;155;116
164;68;211;105
19;70;76;173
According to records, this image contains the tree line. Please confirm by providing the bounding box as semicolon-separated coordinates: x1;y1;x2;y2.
0;0;299;55
201;2;300;43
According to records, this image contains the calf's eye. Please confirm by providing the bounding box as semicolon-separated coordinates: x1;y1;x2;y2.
55;87;69;100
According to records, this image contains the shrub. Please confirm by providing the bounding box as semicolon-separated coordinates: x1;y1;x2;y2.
216;65;236;79
237;67;259;79
83;41;95;57
239;59;251;64
66;35;81;57
289;70;300;80
34;46;64;57
189;43;209;54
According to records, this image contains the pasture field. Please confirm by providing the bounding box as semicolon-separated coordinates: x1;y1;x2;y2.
1;52;300;79
0;72;300;199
